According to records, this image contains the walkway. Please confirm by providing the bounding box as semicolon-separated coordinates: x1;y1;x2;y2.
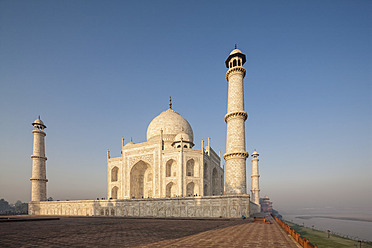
0;216;298;247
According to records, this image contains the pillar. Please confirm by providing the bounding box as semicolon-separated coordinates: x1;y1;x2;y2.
251;150;260;204
30;116;48;202
223;46;249;194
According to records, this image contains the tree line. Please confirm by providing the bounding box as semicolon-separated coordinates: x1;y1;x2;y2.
0;198;28;215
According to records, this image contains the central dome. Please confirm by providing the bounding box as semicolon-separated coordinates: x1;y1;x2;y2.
147;108;193;142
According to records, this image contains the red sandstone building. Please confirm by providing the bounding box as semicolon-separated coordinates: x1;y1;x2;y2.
260;195;273;213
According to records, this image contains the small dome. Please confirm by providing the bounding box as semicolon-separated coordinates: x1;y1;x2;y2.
33;118;44;125
147;108;193;142
124;141;135;147
225;47;246;68
229;48;242;55
174;131;191;142
32;116;46;128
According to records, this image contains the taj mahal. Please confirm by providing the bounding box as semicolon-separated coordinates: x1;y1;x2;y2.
29;47;262;218
107;98;224;200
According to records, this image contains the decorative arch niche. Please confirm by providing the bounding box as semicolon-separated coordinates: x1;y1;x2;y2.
166;159;177;177
186;182;194;196
130;160;152;199
166;182;177;197
186;159;194;177
111;167;119;182
111;186;119;199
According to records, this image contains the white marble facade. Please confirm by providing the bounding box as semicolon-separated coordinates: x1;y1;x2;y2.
29;195;258;218
107;106;224;200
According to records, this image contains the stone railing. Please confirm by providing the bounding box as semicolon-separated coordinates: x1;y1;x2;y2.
272;214;318;248
29;195;252;218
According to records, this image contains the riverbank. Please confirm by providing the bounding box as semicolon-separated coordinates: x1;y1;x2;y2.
282;213;372;242
284;220;372;248
296;215;372;223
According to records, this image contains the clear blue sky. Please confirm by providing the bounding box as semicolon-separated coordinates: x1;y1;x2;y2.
0;0;371;214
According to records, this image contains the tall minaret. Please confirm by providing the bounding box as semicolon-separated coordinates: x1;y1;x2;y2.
251;150;260;204
223;46;249;194
30;116;48;201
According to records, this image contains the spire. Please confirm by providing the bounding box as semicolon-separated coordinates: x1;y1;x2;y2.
235;43;237;49
169;96;172;109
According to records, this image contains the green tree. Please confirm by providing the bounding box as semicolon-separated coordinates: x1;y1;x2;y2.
0;198;13;214
14;200;28;214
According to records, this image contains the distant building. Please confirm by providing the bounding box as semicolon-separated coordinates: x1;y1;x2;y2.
260;195;273;213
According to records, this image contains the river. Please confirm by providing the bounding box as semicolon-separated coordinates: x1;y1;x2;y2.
282;214;372;242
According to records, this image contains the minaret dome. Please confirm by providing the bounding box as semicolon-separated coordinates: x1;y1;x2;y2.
225;46;246;69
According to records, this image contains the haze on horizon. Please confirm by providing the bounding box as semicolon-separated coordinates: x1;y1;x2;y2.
0;1;371;215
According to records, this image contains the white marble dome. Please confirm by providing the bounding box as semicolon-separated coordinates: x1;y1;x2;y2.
147;108;193;142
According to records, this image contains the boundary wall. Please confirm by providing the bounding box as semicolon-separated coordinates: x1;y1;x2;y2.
272;214;318;248
29;195;257;218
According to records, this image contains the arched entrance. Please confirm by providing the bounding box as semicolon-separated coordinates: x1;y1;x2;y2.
186;182;194;196
166;182;176;197
166;159;177;177
130;160;152;198
111;167;119;182
186;159;194;176
111;186;118;199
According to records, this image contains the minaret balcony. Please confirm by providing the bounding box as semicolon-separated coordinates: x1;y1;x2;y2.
224;111;248;122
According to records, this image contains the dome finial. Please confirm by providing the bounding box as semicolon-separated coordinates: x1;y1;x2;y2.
235;43;237;49
169;96;172;109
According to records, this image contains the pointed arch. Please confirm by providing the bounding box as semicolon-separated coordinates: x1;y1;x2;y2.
166;182;176;197
186;159;194;177
111;186;119;199
130;160;151;198
186;182;194;196
111;167;119;182
166;159;177;177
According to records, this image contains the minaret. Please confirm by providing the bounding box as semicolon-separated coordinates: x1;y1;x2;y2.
251;150;260;204
223;46;249;194
30;116;48;201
